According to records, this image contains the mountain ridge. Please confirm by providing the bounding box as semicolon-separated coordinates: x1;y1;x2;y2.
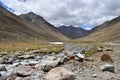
19;12;68;41
80;16;120;41
58;25;88;39
0;5;68;42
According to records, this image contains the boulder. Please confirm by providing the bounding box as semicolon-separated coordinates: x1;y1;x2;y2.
35;60;59;72
100;64;115;73
13;65;34;77
43;67;76;80
74;53;85;62
63;50;75;60
101;54;113;62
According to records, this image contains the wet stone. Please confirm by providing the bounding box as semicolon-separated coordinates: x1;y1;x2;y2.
14;65;34;77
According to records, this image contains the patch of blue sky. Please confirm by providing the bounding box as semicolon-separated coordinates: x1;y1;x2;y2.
0;1;15;12
80;24;94;30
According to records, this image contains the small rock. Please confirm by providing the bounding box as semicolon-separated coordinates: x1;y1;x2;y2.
46;56;56;60
75;53;85;59
92;74;97;78
85;57;94;62
18;55;34;59
75;53;85;62
28;61;39;66
63;50;75;60
105;47;113;51
92;66;96;68
43;67;76;80
58;57;69;64
81;50;86;54
97;47;103;52
100;64;115;73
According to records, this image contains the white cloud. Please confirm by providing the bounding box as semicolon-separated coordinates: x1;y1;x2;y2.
0;0;120;29
84;27;92;30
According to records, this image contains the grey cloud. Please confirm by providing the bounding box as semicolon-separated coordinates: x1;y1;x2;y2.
49;7;75;20
1;0;120;29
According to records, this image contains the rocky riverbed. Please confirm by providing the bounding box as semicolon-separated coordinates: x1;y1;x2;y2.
0;43;120;80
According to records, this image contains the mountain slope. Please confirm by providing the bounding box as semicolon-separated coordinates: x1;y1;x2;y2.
81;16;120;41
0;5;67;41
58;25;87;39
19;12;68;41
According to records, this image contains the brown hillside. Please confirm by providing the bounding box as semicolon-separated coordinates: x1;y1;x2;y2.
0;6;68;41
80;16;120;42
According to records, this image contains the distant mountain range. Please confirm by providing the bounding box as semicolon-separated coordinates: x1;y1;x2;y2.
58;25;88;39
0;5;68;42
0;4;120;42
58;16;120;41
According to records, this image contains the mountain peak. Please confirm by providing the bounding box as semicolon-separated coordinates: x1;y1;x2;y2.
25;12;43;19
27;12;36;15
20;12;45;23
61;25;74;27
19;12;68;41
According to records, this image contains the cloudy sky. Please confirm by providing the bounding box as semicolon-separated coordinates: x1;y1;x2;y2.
0;0;120;30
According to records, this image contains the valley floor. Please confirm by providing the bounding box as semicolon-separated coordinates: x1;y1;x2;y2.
0;42;120;80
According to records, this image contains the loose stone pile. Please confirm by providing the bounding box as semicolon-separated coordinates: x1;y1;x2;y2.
0;43;119;80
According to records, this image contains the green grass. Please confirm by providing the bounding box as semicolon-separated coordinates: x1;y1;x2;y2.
67;40;105;57
85;49;96;57
0;42;64;54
